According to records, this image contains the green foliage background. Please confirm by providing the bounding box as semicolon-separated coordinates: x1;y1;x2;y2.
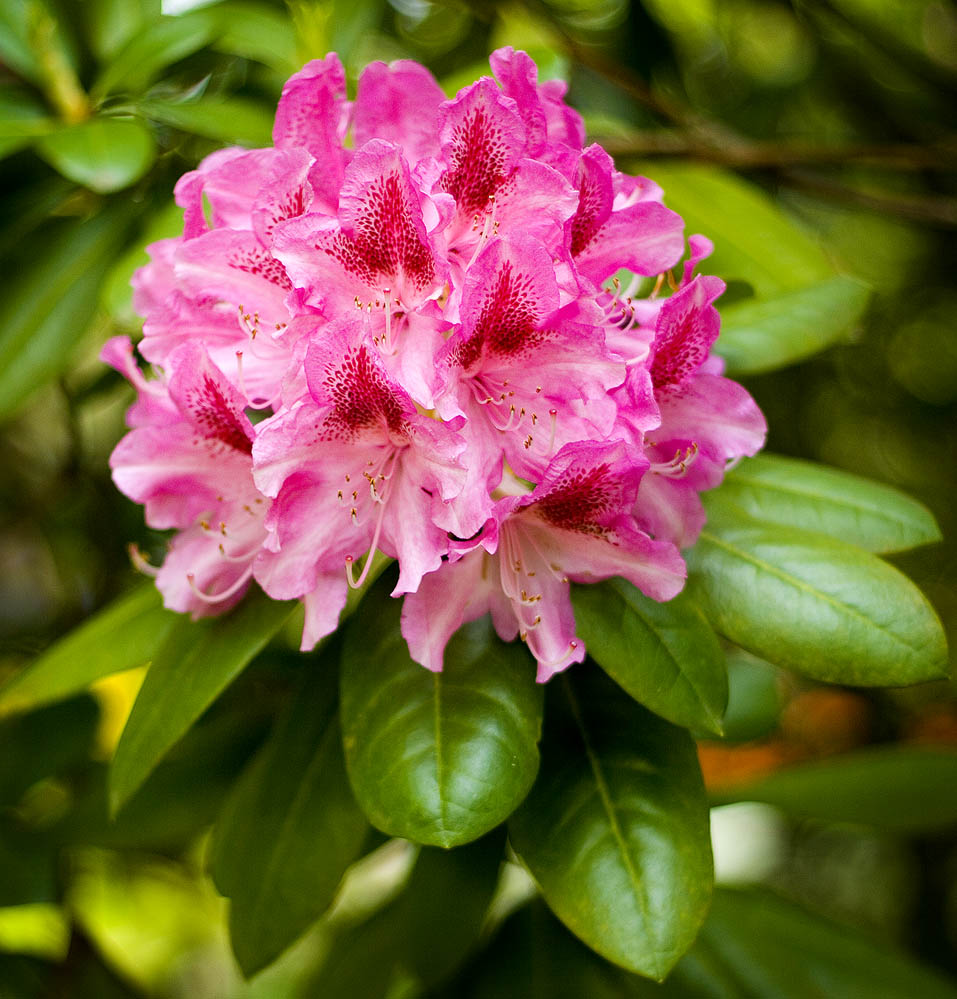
0;0;955;995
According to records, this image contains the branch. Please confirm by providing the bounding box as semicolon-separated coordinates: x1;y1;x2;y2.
596;131;957;172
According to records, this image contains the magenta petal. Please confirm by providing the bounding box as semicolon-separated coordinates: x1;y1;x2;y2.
272;54;348;209
438;77;527;228
354;60;446;160
655;372;768;466
575;199;685;284
650;274;725;389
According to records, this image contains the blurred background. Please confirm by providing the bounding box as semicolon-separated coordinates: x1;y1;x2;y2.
0;0;955;994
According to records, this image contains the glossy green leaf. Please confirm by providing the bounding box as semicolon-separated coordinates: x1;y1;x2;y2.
309;832;504;996
572;580;727;735
402;830;504;989
0;89;53;159
83;0;161;60
92;8;222;98
0;206;132;423
54;706;269;853
688;521;949;686
340;578;543;848
509;670;713;980
211;650;369;976
0;696;99;805
0;585;174;715
637;163;834;297
109;589;297;814
36;118;156;193
720;648;783;743
712;746;957;832
0;1;41;84
717;276;871;375
440;899;636;999
712;453;942;554
213;1;299;74
680;888;957;999
137;97;273;147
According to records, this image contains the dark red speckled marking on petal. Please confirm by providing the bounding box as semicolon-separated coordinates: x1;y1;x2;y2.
320;345;409;440
650;301;710;389
229;246;293;291
188;375;253;454
456;261;544;370
570;167;607;257
325;172;435;293
440;107;510;218
535;463;617;536
262;186;306;241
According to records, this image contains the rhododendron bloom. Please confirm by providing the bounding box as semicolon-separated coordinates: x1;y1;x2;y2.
106;47;766;680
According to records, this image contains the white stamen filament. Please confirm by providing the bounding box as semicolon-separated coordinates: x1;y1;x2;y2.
187;564;254;604
465;194;499;270
651;442;699;479
346;496;387;589
128;543;159;578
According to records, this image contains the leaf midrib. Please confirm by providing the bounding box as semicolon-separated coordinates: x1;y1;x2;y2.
698;530;923;657
562;681;654;952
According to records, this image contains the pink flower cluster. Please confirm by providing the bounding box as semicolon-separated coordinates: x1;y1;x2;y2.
106;48;766;681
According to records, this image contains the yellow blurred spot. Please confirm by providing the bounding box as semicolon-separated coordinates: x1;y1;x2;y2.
90;666;147;758
0;904;70;961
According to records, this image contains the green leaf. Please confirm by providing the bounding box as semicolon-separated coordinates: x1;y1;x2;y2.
637;163;834;297
213;0;299;74
0;88;54;159
0;205;132;423
92;8;222;98
211;648;369;977
572;580;727;735
82;0;161;61
36;118;156;193
401;830;504;989
109;588;297;814
712;453;942;554
137;96;274;147
509;670;713;981
54;705;269;853
716;276;871;375
440;899;636;999
711;746;957;832
682;888;957;999
309;832;504;996
340;576;543;848
0;696;99;805
0;585;174;715
720;648;783;743
688;521;949;686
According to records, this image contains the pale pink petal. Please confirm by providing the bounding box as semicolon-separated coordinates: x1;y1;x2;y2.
299;574;350;650
400;551;497;672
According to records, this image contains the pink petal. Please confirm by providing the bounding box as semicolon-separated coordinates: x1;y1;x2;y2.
354;60;446;160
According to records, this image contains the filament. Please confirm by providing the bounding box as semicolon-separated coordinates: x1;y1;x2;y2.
186;564;253;603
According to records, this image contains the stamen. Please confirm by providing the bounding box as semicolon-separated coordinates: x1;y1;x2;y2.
547;409;558;454
464;194;499;270
651;442;699;478
218;542;261;563
186;565;253;603
345;492;388;589
128;543;159;578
